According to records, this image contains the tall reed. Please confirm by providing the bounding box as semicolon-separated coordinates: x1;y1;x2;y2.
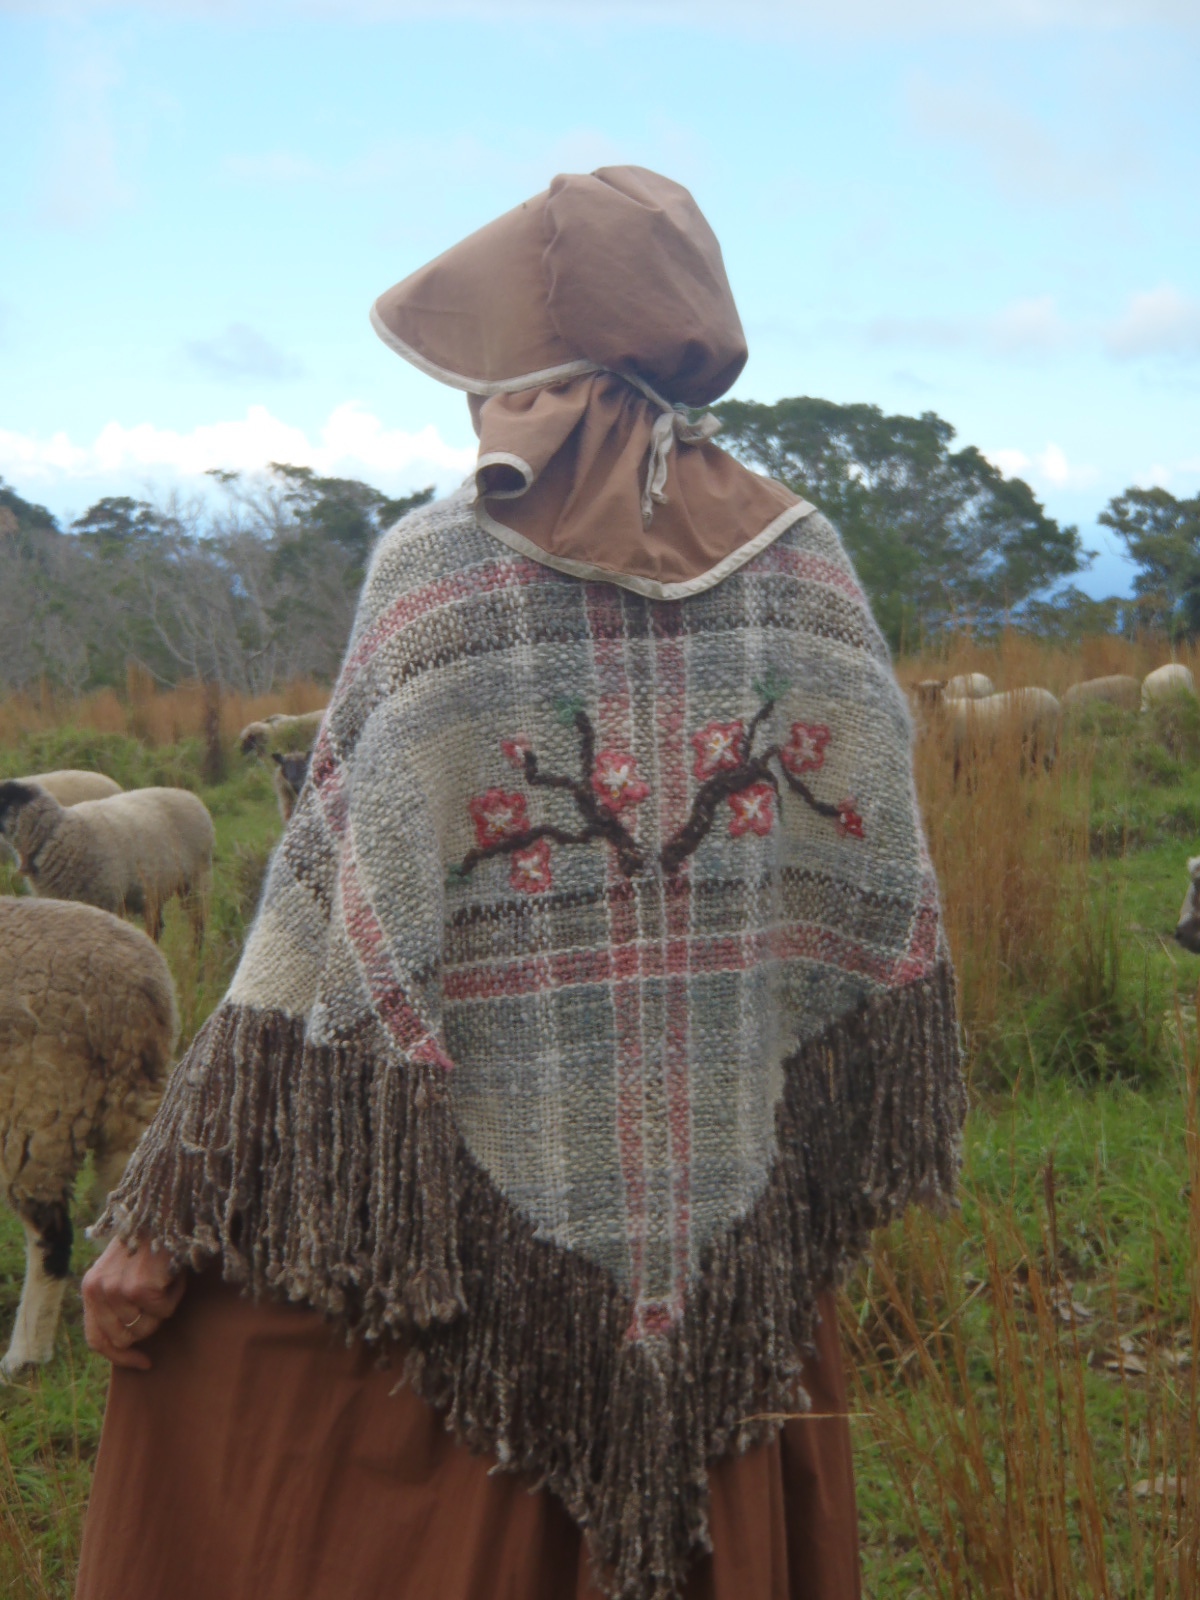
844;986;1200;1596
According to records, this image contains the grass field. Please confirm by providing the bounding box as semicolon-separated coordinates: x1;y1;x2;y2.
2;643;1200;1597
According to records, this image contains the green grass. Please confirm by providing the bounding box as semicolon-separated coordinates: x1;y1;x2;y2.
2;710;1200;1596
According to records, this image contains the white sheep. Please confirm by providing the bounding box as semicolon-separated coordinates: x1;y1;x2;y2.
945;672;995;700
949;687;1061;775
0;897;178;1377
1142;663;1196;711
0;782;214;941
1061;675;1141;713
15;770;122;805
1176;857;1200;954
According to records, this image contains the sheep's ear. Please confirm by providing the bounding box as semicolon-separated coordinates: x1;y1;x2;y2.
1189;856;1200;880
0;781;37;811
271;752;285;767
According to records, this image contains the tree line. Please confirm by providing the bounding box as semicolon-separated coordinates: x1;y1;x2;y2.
0;467;431;696
1;396;1196;696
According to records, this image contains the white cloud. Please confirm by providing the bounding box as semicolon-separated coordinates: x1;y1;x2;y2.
184;324;304;382
989;295;1071;355
865;315;967;349
0;403;476;488
859;295;1072;358
1104;286;1200;360
907;75;1143;206
984;442;1098;489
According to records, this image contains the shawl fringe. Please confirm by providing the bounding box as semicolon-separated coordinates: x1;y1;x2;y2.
97;961;961;1600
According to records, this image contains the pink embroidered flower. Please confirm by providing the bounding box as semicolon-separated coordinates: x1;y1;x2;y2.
781;722;831;777
500;734;532;771
836;798;864;839
591;750;651;814
691;720;746;780
510;838;553;893
727;782;776;838
469;788;529;848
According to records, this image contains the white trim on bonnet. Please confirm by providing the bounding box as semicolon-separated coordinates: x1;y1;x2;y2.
474;451;535;499
369;303;598;396
473;497;817;601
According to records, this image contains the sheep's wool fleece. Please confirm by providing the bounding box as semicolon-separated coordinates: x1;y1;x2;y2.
102;484;963;1600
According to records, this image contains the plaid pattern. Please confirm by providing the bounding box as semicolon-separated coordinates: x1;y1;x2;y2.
229;485;941;1332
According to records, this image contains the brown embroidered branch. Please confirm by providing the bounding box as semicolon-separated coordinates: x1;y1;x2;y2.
453;694;861;893
659;699;847;875
453;707;646;886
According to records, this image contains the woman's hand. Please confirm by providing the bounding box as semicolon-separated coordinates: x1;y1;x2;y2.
82;1238;187;1370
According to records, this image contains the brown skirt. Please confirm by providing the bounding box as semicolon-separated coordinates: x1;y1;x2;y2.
75;1272;860;1600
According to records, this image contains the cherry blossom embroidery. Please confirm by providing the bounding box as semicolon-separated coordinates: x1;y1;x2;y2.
510;839;553;893
501;734;533;771
836;799;865;838
469;789;528;848
691;721;746;780
453;679;863;895
781;722;830;777
592;750;651;814
661;673;863;872
727;782;776;837
453;699;646;890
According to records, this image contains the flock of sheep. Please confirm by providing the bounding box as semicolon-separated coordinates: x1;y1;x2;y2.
0;712;318;1378
0;665;1198;1379
913;662;1197;775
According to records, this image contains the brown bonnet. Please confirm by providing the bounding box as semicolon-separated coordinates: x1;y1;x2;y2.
371;166;809;597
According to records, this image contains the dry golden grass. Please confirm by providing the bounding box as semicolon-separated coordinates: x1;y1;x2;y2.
0;668;329;750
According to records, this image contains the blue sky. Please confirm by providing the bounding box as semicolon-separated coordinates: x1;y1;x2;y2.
1;2;1197;598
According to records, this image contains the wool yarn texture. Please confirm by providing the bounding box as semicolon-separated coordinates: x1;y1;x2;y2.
100;483;964;1600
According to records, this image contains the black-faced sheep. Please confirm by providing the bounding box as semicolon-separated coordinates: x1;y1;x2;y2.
949;687;1061;776
1142;664;1196;710
270;751;312;824
1176;857;1200;954
239;710;325;823
0;897;178;1377
0;782;214;941
1061;675;1141;713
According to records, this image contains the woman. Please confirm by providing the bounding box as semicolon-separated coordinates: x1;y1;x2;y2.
78;166;963;1600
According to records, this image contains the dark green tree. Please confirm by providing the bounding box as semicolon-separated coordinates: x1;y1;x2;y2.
266;465;433;587
713;397;1084;647
1098;486;1200;638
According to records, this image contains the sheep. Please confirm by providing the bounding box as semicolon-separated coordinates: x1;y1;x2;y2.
1177;858;1200;954
15;770;122;805
239;711;324;824
0;897;178;1377
1061;675;1141;714
239;708;326;758
0;782;214;942
949;687;1062;776
270;750;312;824
945;672;995;700
1142;663;1196;711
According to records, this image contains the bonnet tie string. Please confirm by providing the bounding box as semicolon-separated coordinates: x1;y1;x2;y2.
624;373;722;527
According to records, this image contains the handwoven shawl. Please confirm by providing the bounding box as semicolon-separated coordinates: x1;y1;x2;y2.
100;485;963;1600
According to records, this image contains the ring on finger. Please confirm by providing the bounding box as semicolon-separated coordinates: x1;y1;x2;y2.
122;1312;143;1331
